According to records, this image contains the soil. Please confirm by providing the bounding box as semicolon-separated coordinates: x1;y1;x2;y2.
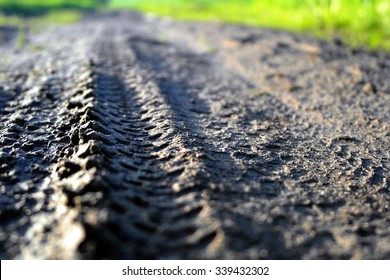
0;11;389;259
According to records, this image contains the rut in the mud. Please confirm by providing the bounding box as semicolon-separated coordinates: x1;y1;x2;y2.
0;12;389;259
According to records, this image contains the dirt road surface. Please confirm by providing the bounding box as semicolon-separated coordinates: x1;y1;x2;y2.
0;12;389;259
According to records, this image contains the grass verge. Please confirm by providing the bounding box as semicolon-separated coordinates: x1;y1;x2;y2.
109;0;390;52
1;1;389;51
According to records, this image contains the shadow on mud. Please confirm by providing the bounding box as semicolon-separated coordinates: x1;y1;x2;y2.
128;36;295;258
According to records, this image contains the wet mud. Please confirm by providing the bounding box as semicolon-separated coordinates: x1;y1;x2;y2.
0;11;389;259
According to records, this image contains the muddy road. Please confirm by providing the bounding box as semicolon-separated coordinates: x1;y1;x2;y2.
0;12;389;259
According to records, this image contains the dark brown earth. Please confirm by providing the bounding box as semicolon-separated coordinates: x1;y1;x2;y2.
0;11;389;259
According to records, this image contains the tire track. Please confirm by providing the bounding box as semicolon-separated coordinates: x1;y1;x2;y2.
127;34;314;259
48;29;226;259
53;25;295;259
0;58;90;259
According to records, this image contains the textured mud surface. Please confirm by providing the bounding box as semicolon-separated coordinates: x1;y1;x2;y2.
0;11;389;259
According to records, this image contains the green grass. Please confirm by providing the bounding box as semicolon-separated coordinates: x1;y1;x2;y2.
1;0;389;51
32;10;82;24
0;1;95;35
0;1;91;48
109;0;390;52
0;0;101;22
16;21;27;47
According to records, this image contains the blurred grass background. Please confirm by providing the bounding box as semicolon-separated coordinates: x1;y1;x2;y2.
0;0;102;25
0;0;390;51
